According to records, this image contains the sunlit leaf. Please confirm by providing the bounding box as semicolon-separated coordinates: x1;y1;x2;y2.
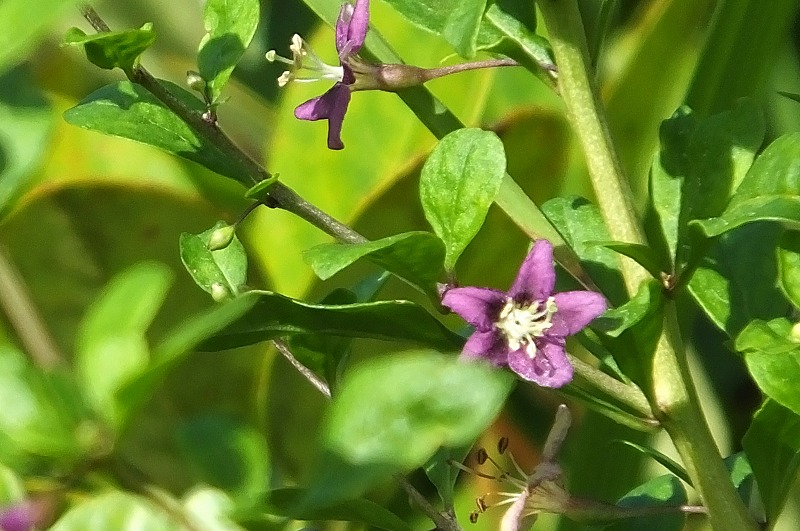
602;475;687;531
180;221;247;299
63;23;156;75
49;491;178;531
0;0;74;75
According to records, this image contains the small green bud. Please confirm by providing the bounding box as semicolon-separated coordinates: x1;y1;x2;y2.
186;70;206;91
207;224;236;251
210;283;229;302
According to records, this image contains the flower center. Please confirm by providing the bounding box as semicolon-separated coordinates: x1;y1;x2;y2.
266;34;345;87
495;297;557;358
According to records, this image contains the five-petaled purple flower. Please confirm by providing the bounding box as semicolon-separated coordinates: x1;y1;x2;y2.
266;0;369;150
442;240;607;388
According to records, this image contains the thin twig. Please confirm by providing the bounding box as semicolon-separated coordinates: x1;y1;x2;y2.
77;3;366;245
0;245;65;370
272;339;331;399
396;475;462;531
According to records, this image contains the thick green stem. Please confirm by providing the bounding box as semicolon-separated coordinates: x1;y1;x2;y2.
538;1;758;529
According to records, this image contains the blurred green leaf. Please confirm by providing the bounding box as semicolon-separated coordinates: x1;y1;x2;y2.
304;231;445;299
424;445;470;507
199;291;462;351
49;491;178;531
176;415;269;504
63;23;156;75
743;400;800;524
305;351;513;506
198;0;260;103
261;487;412;531
380;0;487;57
735;318;800;416
180;221;247;300
602;475;687;531
694;133;800;238
0;0;73;75
0;69;54;220
688;223;789;336
778;230;800;309
0;465;25;503
76;261;172;429
63;81;251;185
183;487;244;531
420;128;506;271
542;196;627;305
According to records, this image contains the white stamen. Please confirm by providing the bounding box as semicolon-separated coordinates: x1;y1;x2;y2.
495;297;557;358
266;33;345;87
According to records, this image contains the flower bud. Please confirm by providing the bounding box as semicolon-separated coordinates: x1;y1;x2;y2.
186;70;206;91
207;225;236;251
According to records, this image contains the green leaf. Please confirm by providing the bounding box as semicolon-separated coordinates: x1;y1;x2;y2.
198;0;260;103
0;0;74;75
476;1;556;87
49;491;178;531
260;487;412;531
63;23;156;75
424;445;470;507
694;133;800;238
304;231;445;299
591;241;665;281
612;440;691;485
735;318;800;416
76;262;172;429
593;280;663;338
63;81;251;185
779;230;800;309
420;128;506;270
200;290;462;352
244;176;279;201
541;196;627;305
688;223;789;336
724;452;762;523
743;400;800;524
176;415;269;504
380;0;488;57
0;68;54;220
306;351;513;506
183;488;244;531
603;475;687;531
180;221;247;299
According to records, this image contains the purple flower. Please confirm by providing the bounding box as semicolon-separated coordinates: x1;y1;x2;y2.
0;500;42;531
266;0;369;150
442;240;607;388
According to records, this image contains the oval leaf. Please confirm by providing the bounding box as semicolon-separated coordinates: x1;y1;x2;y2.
63;23;156;74
303;231;445;299
420;128;506;270
180;221;247;299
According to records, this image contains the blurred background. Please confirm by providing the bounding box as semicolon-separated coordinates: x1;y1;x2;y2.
2;0;800;528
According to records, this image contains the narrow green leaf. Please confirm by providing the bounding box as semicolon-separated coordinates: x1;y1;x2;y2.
305;351;513;506
694;133;800;238
63;24;156;75
304;231;445;299
76;262;172;429
199;290;463;352
593;280;663;338
244;176;279;200
613;441;691;485
736;318;800;416
176;415;269;504
590;241;665;280
424;446;470;507
198;0;260;103
420;128;506;270
261;487;412;531
180;221;247;299
63;81;251;185
49;491;178;531
380;0;487;57
743;400;800;524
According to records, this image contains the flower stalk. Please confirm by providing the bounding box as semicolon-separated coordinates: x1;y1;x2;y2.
536;1;758;529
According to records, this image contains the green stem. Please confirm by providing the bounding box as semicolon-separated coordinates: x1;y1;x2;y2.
537;1;758;529
78;4;366;246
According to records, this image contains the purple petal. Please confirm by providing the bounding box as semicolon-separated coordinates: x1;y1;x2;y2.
462;330;509;365
0;501;37;531
509;240;555;302
442;286;507;330
294;83;351;150
507;340;573;388
335;0;369;57
550;291;607;337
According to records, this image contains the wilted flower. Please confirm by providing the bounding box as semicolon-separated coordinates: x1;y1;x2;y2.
442;239;607;387
266;0;370;149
